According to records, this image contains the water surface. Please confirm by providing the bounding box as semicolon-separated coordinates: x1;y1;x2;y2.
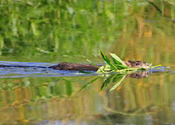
0;0;175;124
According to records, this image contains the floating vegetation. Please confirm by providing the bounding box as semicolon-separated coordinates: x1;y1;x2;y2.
98;50;149;73
83;50;148;74
82;51;164;91
81;51;149;91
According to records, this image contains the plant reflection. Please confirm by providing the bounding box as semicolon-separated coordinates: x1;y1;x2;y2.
79;71;150;92
0;69;175;124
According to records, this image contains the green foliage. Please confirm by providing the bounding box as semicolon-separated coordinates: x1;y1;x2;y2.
81;55;99;68
110;53;127;66
109;75;126;91
97;51;147;73
79;77;100;92
100;50;118;70
101;73;126;90
0;0;174;60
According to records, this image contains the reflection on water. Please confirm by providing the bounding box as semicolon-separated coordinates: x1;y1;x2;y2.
0;71;175;124
0;61;169;78
1;0;175;124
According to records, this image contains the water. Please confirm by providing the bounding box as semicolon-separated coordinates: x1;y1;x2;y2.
0;61;174;124
0;61;97;78
1;0;175;124
1;74;175;125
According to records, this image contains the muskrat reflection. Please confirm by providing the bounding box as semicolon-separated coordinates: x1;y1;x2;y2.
100;71;150;91
126;71;149;79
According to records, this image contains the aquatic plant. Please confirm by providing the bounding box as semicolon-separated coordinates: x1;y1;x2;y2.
84;50;148;73
82;51;163;91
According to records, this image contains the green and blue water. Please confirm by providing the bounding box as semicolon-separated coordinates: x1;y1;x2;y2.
0;0;175;124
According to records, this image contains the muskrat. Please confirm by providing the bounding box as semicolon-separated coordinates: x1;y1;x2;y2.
49;61;149;71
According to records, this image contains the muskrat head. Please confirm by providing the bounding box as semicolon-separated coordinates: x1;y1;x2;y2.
127;61;149;69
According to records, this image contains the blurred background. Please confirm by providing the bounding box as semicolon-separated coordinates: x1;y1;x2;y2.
0;0;175;124
0;0;175;64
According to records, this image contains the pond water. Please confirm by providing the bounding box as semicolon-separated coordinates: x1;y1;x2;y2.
1;0;175;125
0;64;175;125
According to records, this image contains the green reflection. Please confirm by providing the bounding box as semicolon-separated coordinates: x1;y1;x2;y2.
0;0;174;65
0;0;175;124
0;72;174;124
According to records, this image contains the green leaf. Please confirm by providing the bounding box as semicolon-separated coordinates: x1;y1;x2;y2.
112;57;121;65
97;64;113;73
79;77;99;92
110;53;127;66
116;65;128;70
101;74;117;90
81;55;99;68
100;50;117;70
112;74;125;82
109;75;126;91
138;68;146;71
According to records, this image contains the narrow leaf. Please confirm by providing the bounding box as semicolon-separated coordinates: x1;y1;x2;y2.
101;74;117;90
81;55;99;68
110;53;127;66
112;57;121;65
79;77;99;92
109;75;126;91
100;50;117;70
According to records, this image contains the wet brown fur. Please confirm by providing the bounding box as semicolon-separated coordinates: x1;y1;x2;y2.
49;61;149;71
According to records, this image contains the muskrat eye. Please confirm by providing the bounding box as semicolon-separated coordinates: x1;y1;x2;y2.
135;62;139;65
